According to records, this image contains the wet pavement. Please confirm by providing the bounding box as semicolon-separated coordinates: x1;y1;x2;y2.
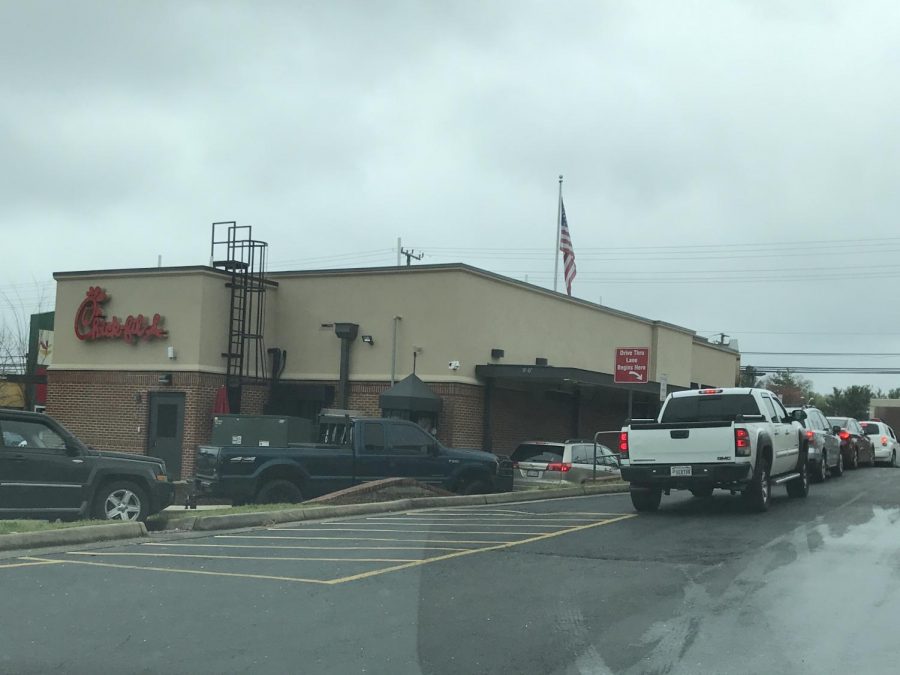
2;465;900;674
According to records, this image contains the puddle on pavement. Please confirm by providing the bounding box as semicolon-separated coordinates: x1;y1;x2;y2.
626;506;900;675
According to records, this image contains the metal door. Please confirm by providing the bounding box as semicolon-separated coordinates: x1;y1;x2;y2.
148;392;185;480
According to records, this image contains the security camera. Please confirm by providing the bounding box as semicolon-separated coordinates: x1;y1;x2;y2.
448;360;460;371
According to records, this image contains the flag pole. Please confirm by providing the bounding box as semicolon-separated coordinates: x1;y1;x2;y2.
554;174;563;292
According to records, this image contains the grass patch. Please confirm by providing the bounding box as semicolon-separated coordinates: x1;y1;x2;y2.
0;519;109;535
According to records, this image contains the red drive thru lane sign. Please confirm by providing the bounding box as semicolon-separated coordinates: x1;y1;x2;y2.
614;347;650;384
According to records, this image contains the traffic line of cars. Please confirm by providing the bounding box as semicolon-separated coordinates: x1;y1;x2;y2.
791;406;900;482
615;387;898;513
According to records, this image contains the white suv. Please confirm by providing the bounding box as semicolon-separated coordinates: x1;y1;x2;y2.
859;420;900;466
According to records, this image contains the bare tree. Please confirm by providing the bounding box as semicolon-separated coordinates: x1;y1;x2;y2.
0;281;51;375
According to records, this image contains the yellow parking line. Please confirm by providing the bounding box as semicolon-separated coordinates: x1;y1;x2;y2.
24;556;332;585
325;514;637;585
0;558;65;570
330;518;597;530
142;543;472;552
67;552;420;563
367;515;604;521
215;535;512;544
387;515;625;521
268;528;552;535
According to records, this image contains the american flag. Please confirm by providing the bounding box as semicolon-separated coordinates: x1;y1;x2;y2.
559;199;576;296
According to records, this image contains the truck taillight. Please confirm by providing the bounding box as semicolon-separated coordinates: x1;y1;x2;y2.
618;431;629;458
839;430;850;441
735;428;751;457
805;430;815;440
882;436;889;446
546;462;571;473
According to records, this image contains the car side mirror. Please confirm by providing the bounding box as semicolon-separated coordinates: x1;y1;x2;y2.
832;426;841;435
65;442;81;456
791;410;807;422
428;443;440;456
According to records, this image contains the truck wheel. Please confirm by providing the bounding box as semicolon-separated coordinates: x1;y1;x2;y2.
630;487;662;512
812;454;827;484
92;480;149;522
832;451;844;477
256;479;303;504
744;458;771;512
786;460;810;498
690;486;714;498
460;478;491;495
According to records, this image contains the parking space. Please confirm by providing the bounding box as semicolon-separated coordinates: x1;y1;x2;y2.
11;502;635;586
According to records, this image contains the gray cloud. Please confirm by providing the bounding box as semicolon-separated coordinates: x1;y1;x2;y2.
2;0;900;390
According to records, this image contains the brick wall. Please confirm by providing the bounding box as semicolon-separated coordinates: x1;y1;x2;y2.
47;371;271;480
489;387;574;456
49;370;634;477
431;382;483;449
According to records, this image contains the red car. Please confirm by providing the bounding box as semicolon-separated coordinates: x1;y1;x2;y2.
827;417;876;469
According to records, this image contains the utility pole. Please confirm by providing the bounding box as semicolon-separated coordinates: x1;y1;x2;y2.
400;247;424;266
717;333;729;345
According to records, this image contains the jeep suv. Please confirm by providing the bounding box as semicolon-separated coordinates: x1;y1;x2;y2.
0;410;174;521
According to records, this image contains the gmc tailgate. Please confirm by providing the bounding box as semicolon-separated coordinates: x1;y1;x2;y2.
627;421;735;464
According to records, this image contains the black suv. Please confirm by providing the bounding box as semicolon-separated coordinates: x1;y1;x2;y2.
0;410;174;521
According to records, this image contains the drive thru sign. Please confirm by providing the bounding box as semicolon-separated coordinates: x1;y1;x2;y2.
614;347;649;384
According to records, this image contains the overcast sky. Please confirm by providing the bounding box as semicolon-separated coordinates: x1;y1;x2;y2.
2;0;900;392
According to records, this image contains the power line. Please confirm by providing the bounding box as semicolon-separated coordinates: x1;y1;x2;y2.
743;352;900;357
744;366;900;374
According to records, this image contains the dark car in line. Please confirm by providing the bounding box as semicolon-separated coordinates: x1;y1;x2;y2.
0;410;174;521
827;416;876;469
787;406;843;481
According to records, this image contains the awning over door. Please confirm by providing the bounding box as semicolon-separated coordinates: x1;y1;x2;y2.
379;374;442;413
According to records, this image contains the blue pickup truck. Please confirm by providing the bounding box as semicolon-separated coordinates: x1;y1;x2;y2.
194;413;513;504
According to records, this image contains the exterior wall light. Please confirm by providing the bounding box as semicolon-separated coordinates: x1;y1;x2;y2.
362;335;374;345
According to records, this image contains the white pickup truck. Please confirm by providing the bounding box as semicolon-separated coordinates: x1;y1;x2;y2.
619;387;810;512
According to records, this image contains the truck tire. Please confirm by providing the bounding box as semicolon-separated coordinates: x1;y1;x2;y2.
92;480;150;522
832;451;844;477
690;486;714;498
786;459;810;498
460;478;491;495
744;456;771;512
256;479;303;504
630;487;662;512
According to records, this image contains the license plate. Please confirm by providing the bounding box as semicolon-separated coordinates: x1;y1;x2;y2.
526;470;539;477
670;466;692;477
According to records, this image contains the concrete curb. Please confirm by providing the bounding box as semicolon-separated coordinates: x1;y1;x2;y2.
186;482;630;532
0;522;147;552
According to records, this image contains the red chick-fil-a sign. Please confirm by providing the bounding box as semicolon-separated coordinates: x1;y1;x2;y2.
74;286;168;344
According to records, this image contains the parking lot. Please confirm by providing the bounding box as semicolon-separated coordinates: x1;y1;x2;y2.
4;470;900;674
6;503;635;586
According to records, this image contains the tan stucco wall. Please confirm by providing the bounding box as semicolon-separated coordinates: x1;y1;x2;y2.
53;270;231;372
650;325;693;388
270;269;664;385
51;266;739;388
690;341;741;387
